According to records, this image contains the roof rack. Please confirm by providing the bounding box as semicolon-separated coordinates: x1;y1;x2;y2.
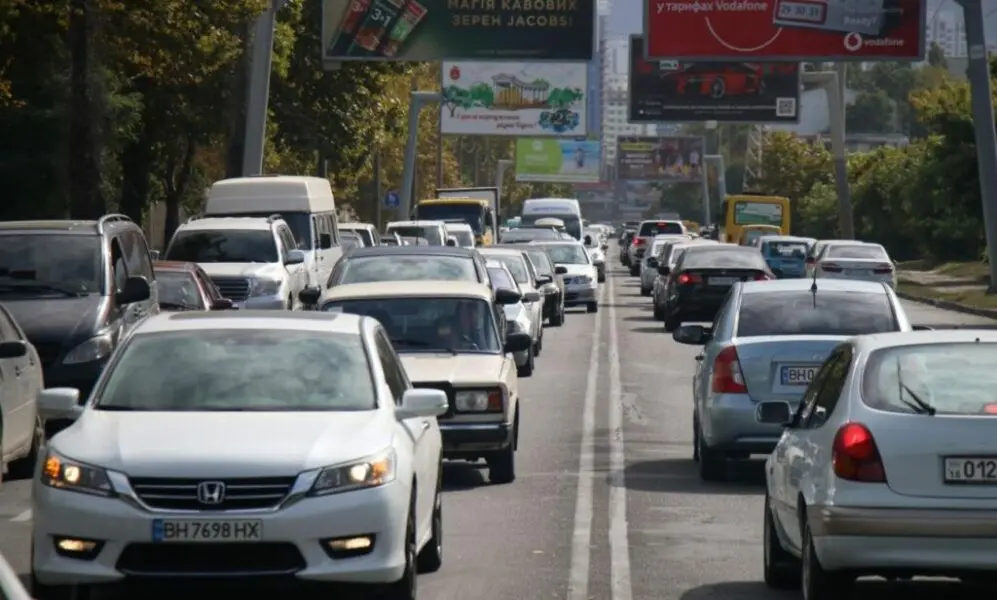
97;213;132;233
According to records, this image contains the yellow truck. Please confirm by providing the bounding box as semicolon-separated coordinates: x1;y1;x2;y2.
415;196;497;245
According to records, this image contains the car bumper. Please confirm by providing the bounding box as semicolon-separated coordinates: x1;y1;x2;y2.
564;284;597;306
32;479;408;585
438;421;512;456
701;393;788;453
810;506;997;572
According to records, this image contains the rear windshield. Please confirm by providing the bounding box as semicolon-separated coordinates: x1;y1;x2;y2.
639;221;683;236
826;244;887;260
862;343;997;415
679;248;766;270
737;291;897;337
335;255;476;284
764;241;808;258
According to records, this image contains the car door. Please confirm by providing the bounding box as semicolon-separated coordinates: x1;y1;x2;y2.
0;308;32;453
375;331;436;532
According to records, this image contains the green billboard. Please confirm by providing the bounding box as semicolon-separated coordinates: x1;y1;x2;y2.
514;139;600;184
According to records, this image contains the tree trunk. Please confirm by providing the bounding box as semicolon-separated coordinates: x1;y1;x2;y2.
163;136;197;242
67;0;105;218
119;83;155;224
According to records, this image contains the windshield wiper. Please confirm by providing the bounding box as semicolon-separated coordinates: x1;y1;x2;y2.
96;405;143;411
0;282;87;297
896;358;936;415
392;338;458;356
159;301;200;311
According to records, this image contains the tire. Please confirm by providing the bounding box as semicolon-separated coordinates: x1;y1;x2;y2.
380;508;417;600
598;274;606;283
664;312;680;332
534;332;542;356
416;472;443;573
629;265;640;276
652;304;664;320
9;416;43;480
640;286;651;296
549;305;564;327
696;422;726;481
692;414;700;461
488;426;517;484
586;302;598;313
763;494;800;589
801;521;851;600
517;348;534;377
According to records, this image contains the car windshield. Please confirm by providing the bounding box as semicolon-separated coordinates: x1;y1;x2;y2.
482;254;528;283
826;244;888;260
648;240;671;258
417;204;484;232
165;230;278;263
96;330;375;411
736;291;897;337
321;297;501;354
680;248;764;270
447;229;475;247
342;227;375;247
639;221;683;236
862;343;997;416
0;234;102;295
523;250;553;275
216;211;311;249
501;228;560;242
764;241;808;259
521;214;582;239
335;255;477;284
487;267;516;290
155;271;205;310
541;244;589;265
388;225;443;245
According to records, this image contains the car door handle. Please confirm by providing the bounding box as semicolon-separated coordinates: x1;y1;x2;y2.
421;420;432;431
13;366;21;377
695;354;704;361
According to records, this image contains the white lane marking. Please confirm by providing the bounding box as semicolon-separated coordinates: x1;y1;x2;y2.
567;283;604;600
11;509;31;522
607;273;633;600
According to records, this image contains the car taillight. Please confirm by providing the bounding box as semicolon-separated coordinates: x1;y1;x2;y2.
820;262;843;273
677;273;702;285
873;264;894;274
805;258;815;265
711;346;747;394
832;423;886;483
632;237;645;247
754;272;772;281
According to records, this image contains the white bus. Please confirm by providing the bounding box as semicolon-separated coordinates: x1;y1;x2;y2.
520;198;583;240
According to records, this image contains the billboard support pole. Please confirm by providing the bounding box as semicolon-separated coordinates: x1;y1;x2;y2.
804;69;854;239
242;0;287;176
400;91;442;218
495;159;514;219
704;154;726;226
959;0;997;291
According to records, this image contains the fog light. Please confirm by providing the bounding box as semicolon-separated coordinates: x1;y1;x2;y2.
321;535;375;559
53;537;103;560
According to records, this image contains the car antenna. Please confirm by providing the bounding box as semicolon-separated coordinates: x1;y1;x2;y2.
810;267;818;308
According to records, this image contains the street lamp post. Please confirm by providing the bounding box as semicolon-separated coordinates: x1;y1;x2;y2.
242;0;289;176
399;91;442;218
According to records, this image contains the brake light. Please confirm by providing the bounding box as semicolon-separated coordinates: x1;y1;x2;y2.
805;257;815;265
754;272;772;281
832;423;886;483
711;346;747;394
677;273;702;285
820;262;843;273
632;237;645;247
873;264;894;274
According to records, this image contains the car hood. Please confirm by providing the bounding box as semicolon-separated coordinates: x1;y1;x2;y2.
557;264;595;278
400;353;504;385
53;410;392;478
3;296;105;346
200;263;282;279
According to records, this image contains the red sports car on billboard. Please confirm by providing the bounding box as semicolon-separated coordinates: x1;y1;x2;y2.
660;63;797;99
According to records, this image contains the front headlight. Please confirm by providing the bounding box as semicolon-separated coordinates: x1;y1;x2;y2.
455;389;503;412
575;275;593;284
62;334;113;365
310;449;396;496
249;278;282;297
42;452;114;497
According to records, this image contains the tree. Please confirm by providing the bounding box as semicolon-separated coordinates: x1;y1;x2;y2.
846;90;895;133
927;42;947;68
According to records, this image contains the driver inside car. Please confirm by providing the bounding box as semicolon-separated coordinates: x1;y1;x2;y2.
434;301;484;350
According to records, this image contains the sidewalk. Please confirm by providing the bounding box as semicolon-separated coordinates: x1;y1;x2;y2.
897;262;997;319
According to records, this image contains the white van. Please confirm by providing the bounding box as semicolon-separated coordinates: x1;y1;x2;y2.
204;175;341;287
521;198;583;240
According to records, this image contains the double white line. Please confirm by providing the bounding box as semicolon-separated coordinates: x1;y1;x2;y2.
568;273;632;600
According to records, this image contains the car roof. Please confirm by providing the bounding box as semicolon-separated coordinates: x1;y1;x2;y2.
854;329;997;352
528;240;583;246
134;310;362;334
478;247;528;258
445;222;473;230
179;217;273;231
153;261;198;272
323;281;493;301
761;235;815;243
339;222;373;229
388;220;443;227
740;278;888;295
342;245;478;258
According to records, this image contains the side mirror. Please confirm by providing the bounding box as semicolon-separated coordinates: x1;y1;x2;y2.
646;257;658;268
149;250;161;260
535;275;552;286
584;235;592;245
756;402;792;426
912;324;934;331
504;331;532;354
298;286;322;306
285;249;306;265
397;388;449;419
522;291;541;303
38;388;83;421
657;265;670;276
319;233;333;249
672;324;711;345
601;243;609;251
210;298;234;311
494;287;522;305
118;276;151;305
445;237;458;247
0;340;27;359
554;265;568;275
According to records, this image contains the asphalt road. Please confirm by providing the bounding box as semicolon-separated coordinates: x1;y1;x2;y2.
1;260;995;599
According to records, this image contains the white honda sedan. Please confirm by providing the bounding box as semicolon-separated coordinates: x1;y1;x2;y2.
31;311;448;599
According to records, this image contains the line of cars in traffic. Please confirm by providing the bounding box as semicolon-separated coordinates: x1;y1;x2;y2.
616;220;997;597
0;178;614;599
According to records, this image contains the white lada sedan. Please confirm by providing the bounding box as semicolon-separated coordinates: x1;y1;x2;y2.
31;310;448;599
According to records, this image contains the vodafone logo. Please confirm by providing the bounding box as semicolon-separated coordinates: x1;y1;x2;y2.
843;32;863;52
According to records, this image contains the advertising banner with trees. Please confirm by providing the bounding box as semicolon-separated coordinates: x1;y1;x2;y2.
515;139;600;183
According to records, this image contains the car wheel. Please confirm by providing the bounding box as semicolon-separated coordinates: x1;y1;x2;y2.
801;521;851;600
629;265;640;276
652;304;664;320
763;494;800;589
8;416;43;480
517;347;534;377
550;305;564;327
488;426;517;484
598;272;606;283
697;422;726;481
664;313;680;332
380;508;418;600
417;469;443;573
640;286;651;296
535;332;542;356
692;414;700;461
586;302;598;313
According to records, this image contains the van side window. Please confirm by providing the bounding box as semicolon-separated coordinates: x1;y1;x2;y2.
313;214;334;249
110;238;129;293
124;231;154;280
276;226;296;257
327;212;340;244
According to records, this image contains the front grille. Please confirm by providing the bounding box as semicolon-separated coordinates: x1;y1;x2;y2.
210;277;251;302
412;381;455;418
33;342;63;367
116;542;305;576
130;477;295;511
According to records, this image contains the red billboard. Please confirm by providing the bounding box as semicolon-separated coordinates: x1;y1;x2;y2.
645;0;925;62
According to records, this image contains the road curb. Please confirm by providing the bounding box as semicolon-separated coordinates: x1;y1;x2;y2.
896;290;997;320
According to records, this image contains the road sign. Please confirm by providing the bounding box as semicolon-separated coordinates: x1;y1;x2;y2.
384;190;400;208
